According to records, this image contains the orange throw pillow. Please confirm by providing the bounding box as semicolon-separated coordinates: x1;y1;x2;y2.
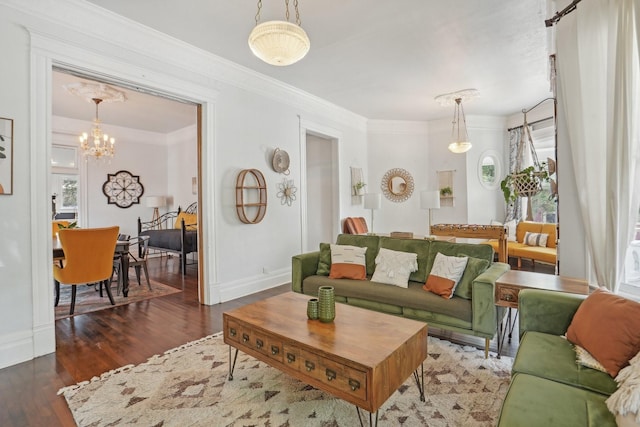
566;288;640;377
328;244;367;280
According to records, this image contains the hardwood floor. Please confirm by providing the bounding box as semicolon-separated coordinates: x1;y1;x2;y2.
0;255;550;426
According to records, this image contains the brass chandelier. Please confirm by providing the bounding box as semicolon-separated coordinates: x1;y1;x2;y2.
79;98;115;160
248;0;310;66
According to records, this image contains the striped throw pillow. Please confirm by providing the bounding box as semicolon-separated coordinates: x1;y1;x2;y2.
524;232;549;247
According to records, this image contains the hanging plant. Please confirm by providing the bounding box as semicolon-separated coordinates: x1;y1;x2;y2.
500;164;549;204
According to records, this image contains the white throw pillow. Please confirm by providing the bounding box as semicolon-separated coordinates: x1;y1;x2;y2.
371;248;418;288
423;252;468;299
607;351;640;425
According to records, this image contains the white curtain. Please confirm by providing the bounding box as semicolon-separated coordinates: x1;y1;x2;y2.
557;0;640;292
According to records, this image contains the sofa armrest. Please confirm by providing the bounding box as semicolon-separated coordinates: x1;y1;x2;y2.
292;251;320;293
471;262;510;337
518;289;587;339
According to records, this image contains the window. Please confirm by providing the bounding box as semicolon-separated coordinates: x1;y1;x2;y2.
529;126;557;223
52;174;79;213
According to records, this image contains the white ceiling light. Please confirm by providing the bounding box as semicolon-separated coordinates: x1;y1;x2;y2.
435;89;478;154
248;0;310;66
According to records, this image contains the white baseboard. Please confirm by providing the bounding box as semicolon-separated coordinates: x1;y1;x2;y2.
0;330;35;370
218;268;291;303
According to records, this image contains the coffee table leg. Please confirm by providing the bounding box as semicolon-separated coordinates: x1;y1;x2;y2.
412;362;425;402
355;407;378;427
228;346;239;381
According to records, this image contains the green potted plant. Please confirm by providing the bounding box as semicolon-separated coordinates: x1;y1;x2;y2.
58;221;79;229
500;163;549;205
353;181;366;196
440;186;452;197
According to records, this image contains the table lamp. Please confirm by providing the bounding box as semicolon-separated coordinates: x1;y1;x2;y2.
363;193;382;234
146;196;166;228
420;191;440;236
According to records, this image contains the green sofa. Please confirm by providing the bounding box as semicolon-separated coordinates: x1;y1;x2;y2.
497;289;617;426
291;234;510;357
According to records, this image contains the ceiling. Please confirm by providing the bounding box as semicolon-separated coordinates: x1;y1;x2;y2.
55;0;552;133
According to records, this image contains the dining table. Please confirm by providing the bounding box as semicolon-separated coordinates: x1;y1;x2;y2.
53;237;133;297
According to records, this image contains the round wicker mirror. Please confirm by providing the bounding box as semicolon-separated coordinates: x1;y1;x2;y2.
381;168;414;202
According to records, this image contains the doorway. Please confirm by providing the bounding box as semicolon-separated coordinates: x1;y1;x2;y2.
50;68;203;302
304;131;339;252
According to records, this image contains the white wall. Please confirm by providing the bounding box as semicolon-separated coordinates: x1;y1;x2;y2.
167;124;198;212
367;121;430;235
465;116;507;224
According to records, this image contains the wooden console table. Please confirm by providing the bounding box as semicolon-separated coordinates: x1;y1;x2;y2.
494;270;589;357
430;224;507;263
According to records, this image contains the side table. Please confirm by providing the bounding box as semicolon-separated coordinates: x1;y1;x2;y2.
495;270;589;357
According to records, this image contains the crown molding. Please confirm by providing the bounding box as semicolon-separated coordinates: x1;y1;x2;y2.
4;0;366;131
367;120;429;135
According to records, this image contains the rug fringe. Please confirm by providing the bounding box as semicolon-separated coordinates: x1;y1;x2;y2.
57;332;224;396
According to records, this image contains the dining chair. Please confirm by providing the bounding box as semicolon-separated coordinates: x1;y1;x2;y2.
53;226;119;315
111;235;151;295
128;235;151;293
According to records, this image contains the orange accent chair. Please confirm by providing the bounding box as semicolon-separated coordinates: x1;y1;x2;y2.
53;226;119;315
52;220;70;237
342;217;369;234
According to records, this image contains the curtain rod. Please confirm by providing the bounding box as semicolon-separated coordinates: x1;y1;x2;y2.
507;116;554;132
545;0;583;27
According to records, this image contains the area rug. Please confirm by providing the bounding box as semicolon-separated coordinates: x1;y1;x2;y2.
55;279;181;320
58;333;512;426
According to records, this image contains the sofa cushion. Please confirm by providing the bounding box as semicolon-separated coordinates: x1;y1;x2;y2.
328;244;367;280
336;234;380;276
301;275;472;323
423;252;468;299
370;247;418;288
509;243;557;264
454;256;491;299
566;288;640;377
316;243;332;276
513;331;617;395
426;241;493;275
379;236;431;282
497;373;616;427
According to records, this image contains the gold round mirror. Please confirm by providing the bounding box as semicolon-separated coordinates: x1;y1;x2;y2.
381;168;414;202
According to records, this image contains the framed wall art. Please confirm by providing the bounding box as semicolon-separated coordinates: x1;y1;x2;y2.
0;117;14;195
102;170;145;208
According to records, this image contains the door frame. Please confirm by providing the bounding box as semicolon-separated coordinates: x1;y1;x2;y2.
29;32;219;358
299;119;341;253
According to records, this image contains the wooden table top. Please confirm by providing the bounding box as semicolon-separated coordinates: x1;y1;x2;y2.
496;270;589;295
224;292;427;369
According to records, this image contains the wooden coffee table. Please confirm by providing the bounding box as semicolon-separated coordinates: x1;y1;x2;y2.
223;292;428;425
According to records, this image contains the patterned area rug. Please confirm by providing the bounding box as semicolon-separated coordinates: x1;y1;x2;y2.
55;279;181;320
59;333;512;426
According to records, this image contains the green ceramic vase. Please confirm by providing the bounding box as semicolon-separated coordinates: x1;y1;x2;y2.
306;298;319;320
317;286;335;323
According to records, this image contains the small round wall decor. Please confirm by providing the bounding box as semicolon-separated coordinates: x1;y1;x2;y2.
102;170;144;208
272;148;290;175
